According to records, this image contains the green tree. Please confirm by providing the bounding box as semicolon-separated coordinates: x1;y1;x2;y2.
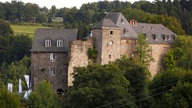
27;80;62;108
66;64;136;108
161;82;192;108
164;36;192;70
134;34;154;66
163;50;176;70
0;85;21;108
116;58;151;107
0;20;13;37
36;14;47;23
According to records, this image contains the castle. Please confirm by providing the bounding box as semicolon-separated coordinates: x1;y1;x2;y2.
31;12;176;94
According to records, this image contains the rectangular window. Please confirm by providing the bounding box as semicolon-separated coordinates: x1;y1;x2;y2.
132;40;137;46
109;55;111;58
57;40;63;47
110;31;113;35
162;34;166;41
152;34;157;41
126;40;129;45
50;68;56;76
109;41;113;45
50;53;56;62
45;40;51;47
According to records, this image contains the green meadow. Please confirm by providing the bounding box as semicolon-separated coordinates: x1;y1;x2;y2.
11;24;48;39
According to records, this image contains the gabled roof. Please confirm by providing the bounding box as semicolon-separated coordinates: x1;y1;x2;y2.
93;12;138;40
31;28;78;52
133;23;176;44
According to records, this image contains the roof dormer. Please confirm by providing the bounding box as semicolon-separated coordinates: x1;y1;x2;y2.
130;20;137;26
45;39;52;47
57;40;63;47
152;34;157;41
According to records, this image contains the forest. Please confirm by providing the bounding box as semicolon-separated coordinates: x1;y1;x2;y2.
0;0;192;108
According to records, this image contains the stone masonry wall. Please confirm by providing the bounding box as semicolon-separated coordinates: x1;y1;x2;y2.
120;39;136;57
92;29;102;63
67;39;93;86
31;52;68;92
149;44;170;76
100;28;121;64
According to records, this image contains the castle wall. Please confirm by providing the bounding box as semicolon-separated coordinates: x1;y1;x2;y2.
120;39;136;57
149;44;170;76
31;52;68;92
67;39;93;86
92;29;102;63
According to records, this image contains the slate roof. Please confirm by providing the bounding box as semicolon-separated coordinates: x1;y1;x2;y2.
93;12;138;40
31;28;78;52
93;18;119;28
133;23;176;44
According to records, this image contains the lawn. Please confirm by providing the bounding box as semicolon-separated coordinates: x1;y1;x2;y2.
11;24;48;39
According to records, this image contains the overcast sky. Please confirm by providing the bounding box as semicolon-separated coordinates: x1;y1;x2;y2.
1;0;153;9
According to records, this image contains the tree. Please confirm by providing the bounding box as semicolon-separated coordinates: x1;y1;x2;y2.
36;14;47;23
66;64;136;108
27;80;62;108
161;82;192;108
115;58;151;107
163;50;176;70
0;85;21;108
134;34;154;66
163;36;192;70
0;20;13;37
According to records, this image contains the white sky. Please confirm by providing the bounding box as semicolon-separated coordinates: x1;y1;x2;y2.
1;0;153;9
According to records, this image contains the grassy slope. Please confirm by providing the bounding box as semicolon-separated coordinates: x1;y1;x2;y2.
11;24;48;39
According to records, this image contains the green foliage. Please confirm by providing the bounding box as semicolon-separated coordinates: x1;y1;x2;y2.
0;20;13;37
150;68;192;108
0;56;31;91
161;82;192;108
163;36;192;70
0;85;21;108
27;80;62;108
0;23;32;65
163;50;176;70
66;64;136;108
115;58;151;107
134;34;154;66
87;48;97;61
36;14;47;23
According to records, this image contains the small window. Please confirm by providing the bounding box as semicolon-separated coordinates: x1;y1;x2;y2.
50;53;56;62
110;31;113;35
57;40;63;47
45;40;51;47
121;19;125;24
151;27;154;30
50;68;56;76
152;34;157;41
162;34;166;41
109;41;113;45
123;29;126;34
41;68;45;72
109;55;111;58
126;40;129;45
166;35;170;40
132;40;137;46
